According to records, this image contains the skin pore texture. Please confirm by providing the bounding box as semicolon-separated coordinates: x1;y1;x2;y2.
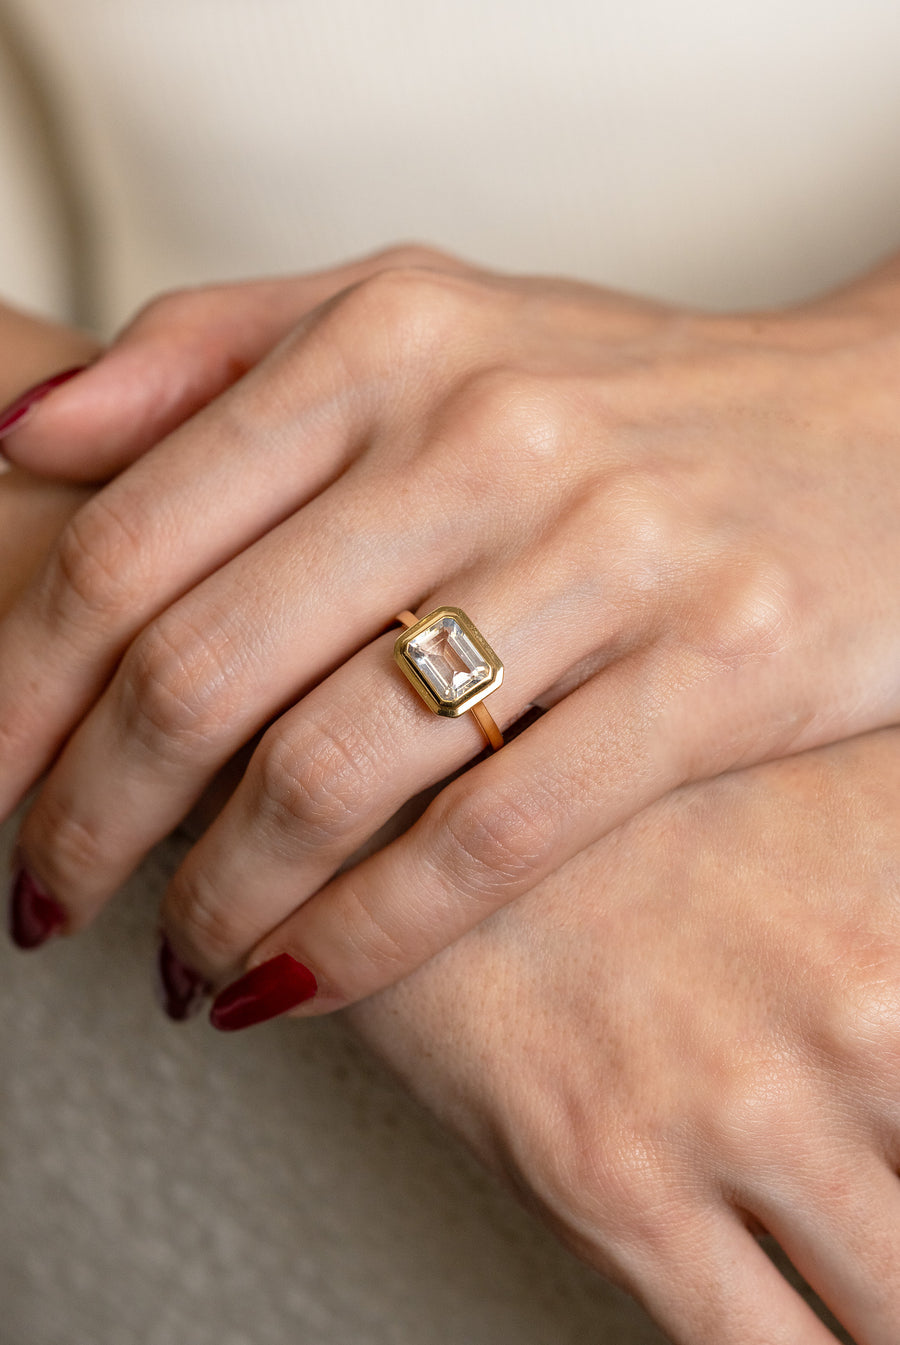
1;288;899;1343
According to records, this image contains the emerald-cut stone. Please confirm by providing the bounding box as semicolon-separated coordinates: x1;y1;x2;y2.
407;615;491;705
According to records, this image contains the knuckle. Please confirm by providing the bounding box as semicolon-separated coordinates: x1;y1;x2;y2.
331;264;469;357
704;559;797;669
127;285;207;333
702;1056;809;1168
164;864;252;965
31;789;106;891
596;471;682;582
497;1108;676;1288
571;1140;679;1259
409;367;577;535
451;368;571;472
117;614;232;760
43;495;139;628
252;715;375;851
124;285;256;378
436;784;558;902
364;241;454;272
327;878;412;979
815;968;900;1076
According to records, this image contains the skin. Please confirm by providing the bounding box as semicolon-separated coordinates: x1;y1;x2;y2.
2;305;900;1343
0;246;899;1012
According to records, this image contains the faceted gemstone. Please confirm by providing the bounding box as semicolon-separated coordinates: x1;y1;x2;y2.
407;615;491;704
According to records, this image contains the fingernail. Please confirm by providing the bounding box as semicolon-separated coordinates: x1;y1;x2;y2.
0;365;88;440
156;935;211;1022
209;953;318;1032
8;863;66;949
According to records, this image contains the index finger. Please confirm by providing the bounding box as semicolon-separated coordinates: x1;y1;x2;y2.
200;644;685;1020
1;245;469;481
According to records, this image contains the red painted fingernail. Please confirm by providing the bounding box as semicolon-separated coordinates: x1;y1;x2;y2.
209;953;318;1032
156;935;210;1022
8;864;66;949
0;365;88;439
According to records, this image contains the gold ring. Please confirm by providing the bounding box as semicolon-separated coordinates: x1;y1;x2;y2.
393;606;504;751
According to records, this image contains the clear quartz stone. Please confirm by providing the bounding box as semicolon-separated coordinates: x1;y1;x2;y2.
408;616;490;703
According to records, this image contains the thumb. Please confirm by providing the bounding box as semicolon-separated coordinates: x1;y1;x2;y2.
0;277;317;482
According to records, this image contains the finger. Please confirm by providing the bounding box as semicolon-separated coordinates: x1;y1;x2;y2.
0;345;348;821
204;638;696;1021
3;260;587;919
0;246;469;481
0;263;472;827
746;1146;900;1345
150;502;659;979
628;1209;841;1345
208;530;824;1021
14;518;628;955
156;580;608;978
5;475;429;928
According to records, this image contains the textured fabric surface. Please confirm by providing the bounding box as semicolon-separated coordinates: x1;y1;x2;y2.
1;823;668;1345
0;3;895;1341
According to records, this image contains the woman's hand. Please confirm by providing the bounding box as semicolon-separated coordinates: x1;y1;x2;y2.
355;727;900;1345
1;246;899;1018
2;289;898;1342
6;456;895;1343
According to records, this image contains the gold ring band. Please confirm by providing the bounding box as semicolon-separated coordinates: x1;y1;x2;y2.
393;607;504;751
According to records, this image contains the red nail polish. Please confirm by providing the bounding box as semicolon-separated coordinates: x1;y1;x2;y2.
209;953;318;1032
8;865;66;949
156;935;210;1022
0;365;88;439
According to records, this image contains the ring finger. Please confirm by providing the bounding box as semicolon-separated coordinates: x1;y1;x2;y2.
0;264;482;828
158;556;628;980
14;528;642;970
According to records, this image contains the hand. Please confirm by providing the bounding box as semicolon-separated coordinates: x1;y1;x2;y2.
1;308;897;1341
1;246;899;1020
353;727;900;1345
5;446;889;1345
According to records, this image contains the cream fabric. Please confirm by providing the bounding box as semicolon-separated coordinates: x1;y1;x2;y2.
0;2;896;1341
3;0;900;330
0;13;68;314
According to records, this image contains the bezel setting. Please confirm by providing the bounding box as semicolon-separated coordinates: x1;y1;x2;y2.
393;606;504;718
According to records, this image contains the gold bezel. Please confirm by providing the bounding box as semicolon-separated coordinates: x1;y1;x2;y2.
393;605;504;718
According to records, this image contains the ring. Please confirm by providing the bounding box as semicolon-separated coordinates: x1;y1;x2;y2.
393;606;504;751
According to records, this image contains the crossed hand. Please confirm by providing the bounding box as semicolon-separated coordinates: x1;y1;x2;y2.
2;248;899;1342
